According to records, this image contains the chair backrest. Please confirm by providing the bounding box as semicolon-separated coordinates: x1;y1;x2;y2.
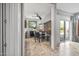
34;31;40;37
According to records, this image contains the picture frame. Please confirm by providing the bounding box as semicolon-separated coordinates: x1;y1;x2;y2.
28;21;37;29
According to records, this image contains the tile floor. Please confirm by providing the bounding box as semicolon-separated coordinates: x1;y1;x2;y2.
25;38;79;56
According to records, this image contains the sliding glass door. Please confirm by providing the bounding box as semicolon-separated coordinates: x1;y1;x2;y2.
60;20;65;42
60;20;70;42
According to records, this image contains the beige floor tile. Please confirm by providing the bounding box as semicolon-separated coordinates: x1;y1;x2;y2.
25;38;79;56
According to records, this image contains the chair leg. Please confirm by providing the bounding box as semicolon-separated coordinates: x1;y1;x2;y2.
39;38;40;43
35;37;36;42
39;39;40;43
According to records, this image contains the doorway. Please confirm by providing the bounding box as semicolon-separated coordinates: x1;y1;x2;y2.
23;3;52;56
60;20;70;42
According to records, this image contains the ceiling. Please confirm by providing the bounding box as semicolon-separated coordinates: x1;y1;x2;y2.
57;3;79;14
24;3;79;19
24;3;51;19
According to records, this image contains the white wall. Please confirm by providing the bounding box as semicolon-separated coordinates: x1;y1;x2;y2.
57;3;79;14
51;4;61;49
56;9;73;42
51;5;55;49
42;12;51;23
57;10;72;21
23;3;51;19
57;14;70;21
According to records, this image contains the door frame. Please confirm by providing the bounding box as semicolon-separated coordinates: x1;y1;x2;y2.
2;3;6;56
0;3;6;56
0;3;2;56
59;20;70;42
59;20;66;42
21;3;25;56
21;3;56;55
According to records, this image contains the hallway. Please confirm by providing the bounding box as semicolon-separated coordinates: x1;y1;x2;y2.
25;38;79;56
